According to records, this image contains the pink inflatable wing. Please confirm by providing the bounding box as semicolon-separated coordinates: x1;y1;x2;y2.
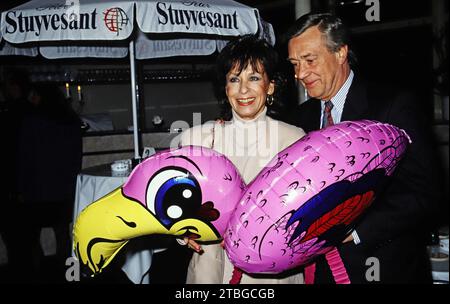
224;120;411;274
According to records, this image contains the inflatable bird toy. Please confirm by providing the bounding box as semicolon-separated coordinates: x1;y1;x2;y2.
73;146;245;275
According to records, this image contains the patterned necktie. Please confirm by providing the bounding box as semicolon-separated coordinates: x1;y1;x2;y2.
322;101;334;128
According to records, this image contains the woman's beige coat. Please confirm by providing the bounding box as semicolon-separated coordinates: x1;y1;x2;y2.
178;108;306;284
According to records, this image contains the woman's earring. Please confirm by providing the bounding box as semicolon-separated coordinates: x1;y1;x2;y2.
266;94;274;106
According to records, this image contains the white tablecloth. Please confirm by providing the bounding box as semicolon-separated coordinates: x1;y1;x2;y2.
72;165;153;284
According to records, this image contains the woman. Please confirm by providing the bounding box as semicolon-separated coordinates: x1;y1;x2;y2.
178;35;306;284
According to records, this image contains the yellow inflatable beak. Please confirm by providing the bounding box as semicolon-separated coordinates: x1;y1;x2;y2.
73;188;221;275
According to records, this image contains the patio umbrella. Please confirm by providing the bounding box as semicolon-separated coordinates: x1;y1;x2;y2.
0;29;38;56
1;0;275;159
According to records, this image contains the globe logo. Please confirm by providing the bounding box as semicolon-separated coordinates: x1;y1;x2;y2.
103;7;129;35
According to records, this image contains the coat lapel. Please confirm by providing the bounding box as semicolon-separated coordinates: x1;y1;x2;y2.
309;99;322;130
297;97;322;132
341;74;370;122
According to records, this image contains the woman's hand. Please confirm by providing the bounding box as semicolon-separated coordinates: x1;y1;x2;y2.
177;238;225;253
178;237;202;253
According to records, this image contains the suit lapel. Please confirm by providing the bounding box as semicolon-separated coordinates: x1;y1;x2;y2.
298;98;322;132
309;99;322;130
341;74;370;121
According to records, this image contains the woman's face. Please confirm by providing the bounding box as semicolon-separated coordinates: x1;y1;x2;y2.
225;61;274;120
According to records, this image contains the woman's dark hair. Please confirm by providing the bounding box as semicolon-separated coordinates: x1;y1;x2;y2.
284;13;357;67
215;34;284;120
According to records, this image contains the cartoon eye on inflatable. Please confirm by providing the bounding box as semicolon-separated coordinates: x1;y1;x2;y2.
73;146;245;276
146;168;202;227
224;120;411;275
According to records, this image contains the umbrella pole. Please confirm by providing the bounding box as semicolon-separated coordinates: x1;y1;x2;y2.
129;40;140;160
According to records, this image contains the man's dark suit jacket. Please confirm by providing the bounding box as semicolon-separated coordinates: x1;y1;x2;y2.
285;74;440;283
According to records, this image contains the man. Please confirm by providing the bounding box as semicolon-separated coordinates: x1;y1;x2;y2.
284;13;439;283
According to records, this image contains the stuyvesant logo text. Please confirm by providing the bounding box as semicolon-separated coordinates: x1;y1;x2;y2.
156;2;238;30
4;9;97;37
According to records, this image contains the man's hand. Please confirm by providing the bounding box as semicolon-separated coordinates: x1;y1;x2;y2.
343;234;354;243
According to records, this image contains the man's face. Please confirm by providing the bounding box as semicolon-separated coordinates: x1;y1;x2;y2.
288;26;348;101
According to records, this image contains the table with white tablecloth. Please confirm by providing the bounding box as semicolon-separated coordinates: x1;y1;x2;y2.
429;226;449;284
72;164;154;284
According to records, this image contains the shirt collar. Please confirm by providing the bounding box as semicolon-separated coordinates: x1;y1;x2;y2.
321;70;354;122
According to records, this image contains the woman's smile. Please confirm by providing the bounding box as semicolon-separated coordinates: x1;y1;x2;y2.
236;97;256;106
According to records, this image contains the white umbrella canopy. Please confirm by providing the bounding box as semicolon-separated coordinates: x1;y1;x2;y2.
1;0;273;43
1;0;275;158
0;15;38;56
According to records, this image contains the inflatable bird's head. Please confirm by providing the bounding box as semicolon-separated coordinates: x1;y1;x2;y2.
73;146;245;275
